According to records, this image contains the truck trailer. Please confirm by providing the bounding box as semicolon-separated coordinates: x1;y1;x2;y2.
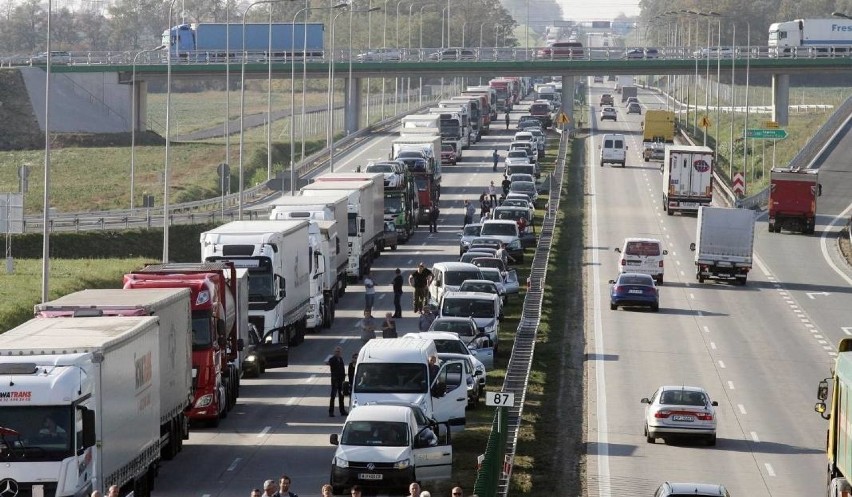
0;316;169;497
768;167;820;234
123;263;248;426
163;22;324;59
769;19;852;56
662;145;714;215
34;288;193;460
815;338;852;496
689;206;755;285
200;220;311;347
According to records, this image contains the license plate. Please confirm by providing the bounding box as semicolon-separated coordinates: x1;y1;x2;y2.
628;289;643;294
359;473;383;480
672;415;694;422
680;203;698;208
626;261;640;265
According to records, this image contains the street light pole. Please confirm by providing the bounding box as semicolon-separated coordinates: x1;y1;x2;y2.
381;0;390;119
349;7;382;125
41;0;53;301
131;47;162;211
328;7;349;172
162;0;180;263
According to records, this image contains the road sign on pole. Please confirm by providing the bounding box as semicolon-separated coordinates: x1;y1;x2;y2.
746;129;788;139
732;172;745;196
485;391;515;407
699;115;711;129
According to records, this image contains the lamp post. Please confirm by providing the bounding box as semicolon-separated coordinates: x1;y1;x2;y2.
446;0;450;47
394;0;409;116
742;20;751;192
162;0;180;263
381;0;391;119
479;22;485;50
350;7;382;122
494;24;499;48
419;5;435;106
293;4;345;193
40;0;53;300
238;0;290;219
131;46;163;211
461;21;466;47
327;7;349;172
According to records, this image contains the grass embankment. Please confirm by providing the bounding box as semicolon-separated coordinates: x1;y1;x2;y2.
429;131;584;495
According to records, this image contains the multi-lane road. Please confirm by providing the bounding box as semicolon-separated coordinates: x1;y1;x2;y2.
151;97;518;497
585;83;852;495
144;79;852;497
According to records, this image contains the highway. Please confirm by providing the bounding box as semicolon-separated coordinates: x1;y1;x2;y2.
585;82;851;495
150;102;520;497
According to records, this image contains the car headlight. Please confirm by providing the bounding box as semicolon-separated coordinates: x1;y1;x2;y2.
394;458;411;470
461;241;471;247
195;394;214;408
334;456;349;468
245;355;257;362
508;240;522;250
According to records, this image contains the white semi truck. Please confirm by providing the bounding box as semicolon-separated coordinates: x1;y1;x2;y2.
769;18;852;56
401;114;441;129
427;107;468;153
300;173;384;281
33;288;193;461
690;206;755;285
200;220;311;346
0;316;180;497
662;145;714;215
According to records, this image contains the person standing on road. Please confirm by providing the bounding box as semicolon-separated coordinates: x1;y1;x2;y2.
363;270;375;312
496;242;515;266
347;352;357;392
505;111;511;130
488;181;498;207
320;485;333;497
451;487;464;497
407;482;422;497
464;200;476;226
492;149;499;172
107;486;118;497
501;174;511;196
325;346;348;417
262;480;277;497
382;312;398;338
392;268;403;318
278;477;298;497
409;263;433;313
360;309;376;344
419;306;437;331
429;203;440;233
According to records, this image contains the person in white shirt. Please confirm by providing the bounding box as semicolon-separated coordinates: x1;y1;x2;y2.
363;270;375;312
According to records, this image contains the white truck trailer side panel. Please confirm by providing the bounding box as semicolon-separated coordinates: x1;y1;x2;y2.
663;145;714;212
0;316;161;493
33;288;192;426
401;115;441;128
695;207;756;265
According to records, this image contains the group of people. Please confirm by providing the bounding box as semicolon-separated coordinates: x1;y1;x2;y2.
250;476;299;497
248;476;470;497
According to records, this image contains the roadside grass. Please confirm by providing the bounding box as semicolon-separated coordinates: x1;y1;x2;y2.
428;130;583;495
0;258;153;332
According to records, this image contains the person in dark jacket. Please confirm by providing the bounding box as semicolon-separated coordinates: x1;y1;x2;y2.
429;203;440;233
392;268;403;318
505;111;511;130
325;346;348;417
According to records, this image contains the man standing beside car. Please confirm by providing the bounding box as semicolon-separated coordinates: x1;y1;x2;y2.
408;263;433;313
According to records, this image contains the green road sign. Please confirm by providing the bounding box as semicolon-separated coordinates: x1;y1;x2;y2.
746;128;788;139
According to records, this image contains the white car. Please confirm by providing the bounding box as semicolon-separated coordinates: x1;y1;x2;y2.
438;291;501;354
641;386;719;445
364;161;405;189
504;149;532;168
600;106;617;122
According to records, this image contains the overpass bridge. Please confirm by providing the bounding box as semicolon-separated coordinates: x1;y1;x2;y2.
18;45;852;133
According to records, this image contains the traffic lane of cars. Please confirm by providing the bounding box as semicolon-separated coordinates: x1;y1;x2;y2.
587;117;827;495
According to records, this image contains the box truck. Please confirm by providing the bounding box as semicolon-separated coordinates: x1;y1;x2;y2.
662;145;714;215
768;167;820;234
689;206;755;285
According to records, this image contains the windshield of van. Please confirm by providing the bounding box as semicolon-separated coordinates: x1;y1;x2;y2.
625;241;661;256
353;363;428;394
340;421;409;447
445;270;483;286
441;298;496;318
433;339;470;355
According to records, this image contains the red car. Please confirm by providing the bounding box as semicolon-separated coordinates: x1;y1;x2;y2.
441;144;457;165
535;41;584;60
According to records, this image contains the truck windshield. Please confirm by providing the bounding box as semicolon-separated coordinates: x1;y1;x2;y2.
191;310;214;349
340;421;409;447
0;405;75;462
440;121;461;137
384;195;403;214
354;363;428;394
348;212;358;237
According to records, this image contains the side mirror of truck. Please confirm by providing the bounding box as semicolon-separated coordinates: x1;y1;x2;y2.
277;276;286;298
81;407;96;449
360;219;366;233
818;379;829;401
330;433;339;445
689;242;696;252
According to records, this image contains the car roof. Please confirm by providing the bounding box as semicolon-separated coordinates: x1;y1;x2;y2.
348;404;414;422
659;385;708;393
442;291;499;301
483;219;517;226
432;262;481;270
431;316;475;324
407;331;462;340
663;482;727;495
460;279;498;286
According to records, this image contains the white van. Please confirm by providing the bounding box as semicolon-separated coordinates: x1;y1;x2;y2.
600;133;628;167
429;262;483;305
351;338;468;431
329;404;452;494
614;237;668;284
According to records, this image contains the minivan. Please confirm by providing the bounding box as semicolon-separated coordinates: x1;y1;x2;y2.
429;262;484;305
600;133;628;167
615;237;668;284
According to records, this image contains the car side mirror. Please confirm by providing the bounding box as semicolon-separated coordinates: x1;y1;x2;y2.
614;247;622;253
689;242;696;251
640;398;651;404
662;250;669;255
330;434;339;445
711;401;718;406
608;279;615;284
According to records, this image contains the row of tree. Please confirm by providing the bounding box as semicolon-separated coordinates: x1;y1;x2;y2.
0;0;526;55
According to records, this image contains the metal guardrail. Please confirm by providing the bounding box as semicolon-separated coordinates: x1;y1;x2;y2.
491;129;569;497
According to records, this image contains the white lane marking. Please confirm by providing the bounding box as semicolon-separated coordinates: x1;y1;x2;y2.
718;360;726;369
738;404;747;415
697;311;703;317
675;260;681;266
751;431;760;442
589;129;612;497
819;340;828;345
407;259;414;264
703;326;710;333
227;458;242;471
710;342;717;350
258;426;271;437
286;397;297;406
815;335;824;339
689;293;695;299
727;381;735;390
820;200;852;286
765;463;776;477
308;374;317;383
843;327;852;336
824;346;834;351
338;338;346;344
670;251;677;256
378;294;386;300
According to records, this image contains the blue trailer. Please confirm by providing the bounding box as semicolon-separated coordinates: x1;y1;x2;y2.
162;23;325;59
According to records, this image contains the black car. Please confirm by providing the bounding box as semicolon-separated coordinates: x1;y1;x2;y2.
242;324;290;378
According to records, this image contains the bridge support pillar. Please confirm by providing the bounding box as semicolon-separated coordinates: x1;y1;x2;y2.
134;80;148;132
344;76;362;135
771;73;789;126
560;75;575;129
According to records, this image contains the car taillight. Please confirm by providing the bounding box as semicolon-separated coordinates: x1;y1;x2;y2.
658;261;664;268
654;410;671;418
613;286;622;293
696;412;714;421
620;259;626;266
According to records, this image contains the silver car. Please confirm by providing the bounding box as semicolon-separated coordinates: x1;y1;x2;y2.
458;223;483;256
642;385;719;445
654;482;730;496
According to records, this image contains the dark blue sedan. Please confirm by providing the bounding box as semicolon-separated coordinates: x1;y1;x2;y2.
609;273;660;312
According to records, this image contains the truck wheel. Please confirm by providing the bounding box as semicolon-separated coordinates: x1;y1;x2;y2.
666;208;673;216
737;276;747;286
768;223;775;232
697;273;704;283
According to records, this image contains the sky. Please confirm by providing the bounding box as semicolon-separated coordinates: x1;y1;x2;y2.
554;0;641;20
